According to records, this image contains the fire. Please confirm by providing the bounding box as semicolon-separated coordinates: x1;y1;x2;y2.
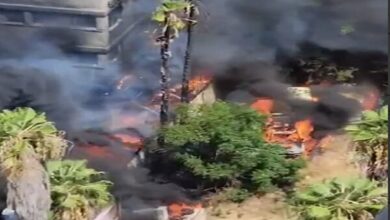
149;74;212;107
71;127;144;169
120;115;144;127
291;119;318;156
293;119;314;142
361;88;380;110
80;145;116;158
75;74;213;168
112;133;143;149
72;143;134;168
251;98;274;115
251;89;319;156
263;117;317;156
188;75;212;94
168;203;202;220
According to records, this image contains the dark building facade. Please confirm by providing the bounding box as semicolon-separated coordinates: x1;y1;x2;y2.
0;0;135;69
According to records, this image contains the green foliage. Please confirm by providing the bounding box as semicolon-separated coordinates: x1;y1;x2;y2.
221;188;251;203
345;105;388;180
161;101;305;201
47;160;113;220
152;0;192;38
335;68;357;82
340;24;355;35
298;58;357;84
0;107;67;179
290;178;387;220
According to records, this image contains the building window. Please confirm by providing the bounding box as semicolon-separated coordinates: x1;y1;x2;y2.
0;8;24;23
109;4;123;29
32;12;96;29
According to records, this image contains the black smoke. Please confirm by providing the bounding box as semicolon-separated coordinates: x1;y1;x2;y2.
218;61;363;136
0;65;79;131
192;0;387;67
0;0;386;217
0;0;386;131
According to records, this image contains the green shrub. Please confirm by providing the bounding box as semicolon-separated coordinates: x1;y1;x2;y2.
345;105;388;180
161;101;305;201
290;178;387;220
47;160;113;220
222;188;251;203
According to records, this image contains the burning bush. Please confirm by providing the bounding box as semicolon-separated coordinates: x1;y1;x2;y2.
345;105;388;181
160;101;305;202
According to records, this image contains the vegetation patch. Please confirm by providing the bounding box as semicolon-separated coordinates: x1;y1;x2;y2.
345;105;388;180
47;160;113;220
0;107;67;179
160;101;305;202
289;177;387;220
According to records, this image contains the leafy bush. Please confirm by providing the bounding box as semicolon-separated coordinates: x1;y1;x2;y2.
345;105;388;180
290;178;387;220
0;107;67;179
47;160;113;220
221;188;251;203
161;101;305;201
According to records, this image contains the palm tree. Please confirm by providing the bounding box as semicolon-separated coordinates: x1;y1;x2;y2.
345;105;388;180
152;0;190;146
158;15;171;127
47;160;113;220
180;0;197;103
0;107;68;220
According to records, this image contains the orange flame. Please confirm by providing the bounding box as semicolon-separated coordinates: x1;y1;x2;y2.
291;119;317;156
80;145;115;158
251;98;274;115
361;88;380;110
168;203;202;219
112;133;143;149
73;144;133;167
149;74;212;107
293;119;314;142
189;75;212;93
250;95;319;156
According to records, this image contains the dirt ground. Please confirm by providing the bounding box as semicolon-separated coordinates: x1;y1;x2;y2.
206;134;361;220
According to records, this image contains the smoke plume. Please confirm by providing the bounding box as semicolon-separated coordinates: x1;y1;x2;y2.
0;0;386;217
193;0;387;66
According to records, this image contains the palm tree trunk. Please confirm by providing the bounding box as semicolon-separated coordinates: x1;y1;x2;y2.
6;153;51;220
160;16;172;126
158;14;172;147
181;2;196;103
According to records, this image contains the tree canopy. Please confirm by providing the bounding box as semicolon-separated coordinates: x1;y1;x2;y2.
161;101;305;201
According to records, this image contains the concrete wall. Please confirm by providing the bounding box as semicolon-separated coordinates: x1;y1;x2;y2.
0;0;138;68
0;25;110;52
190;84;217;105
0;0;114;14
